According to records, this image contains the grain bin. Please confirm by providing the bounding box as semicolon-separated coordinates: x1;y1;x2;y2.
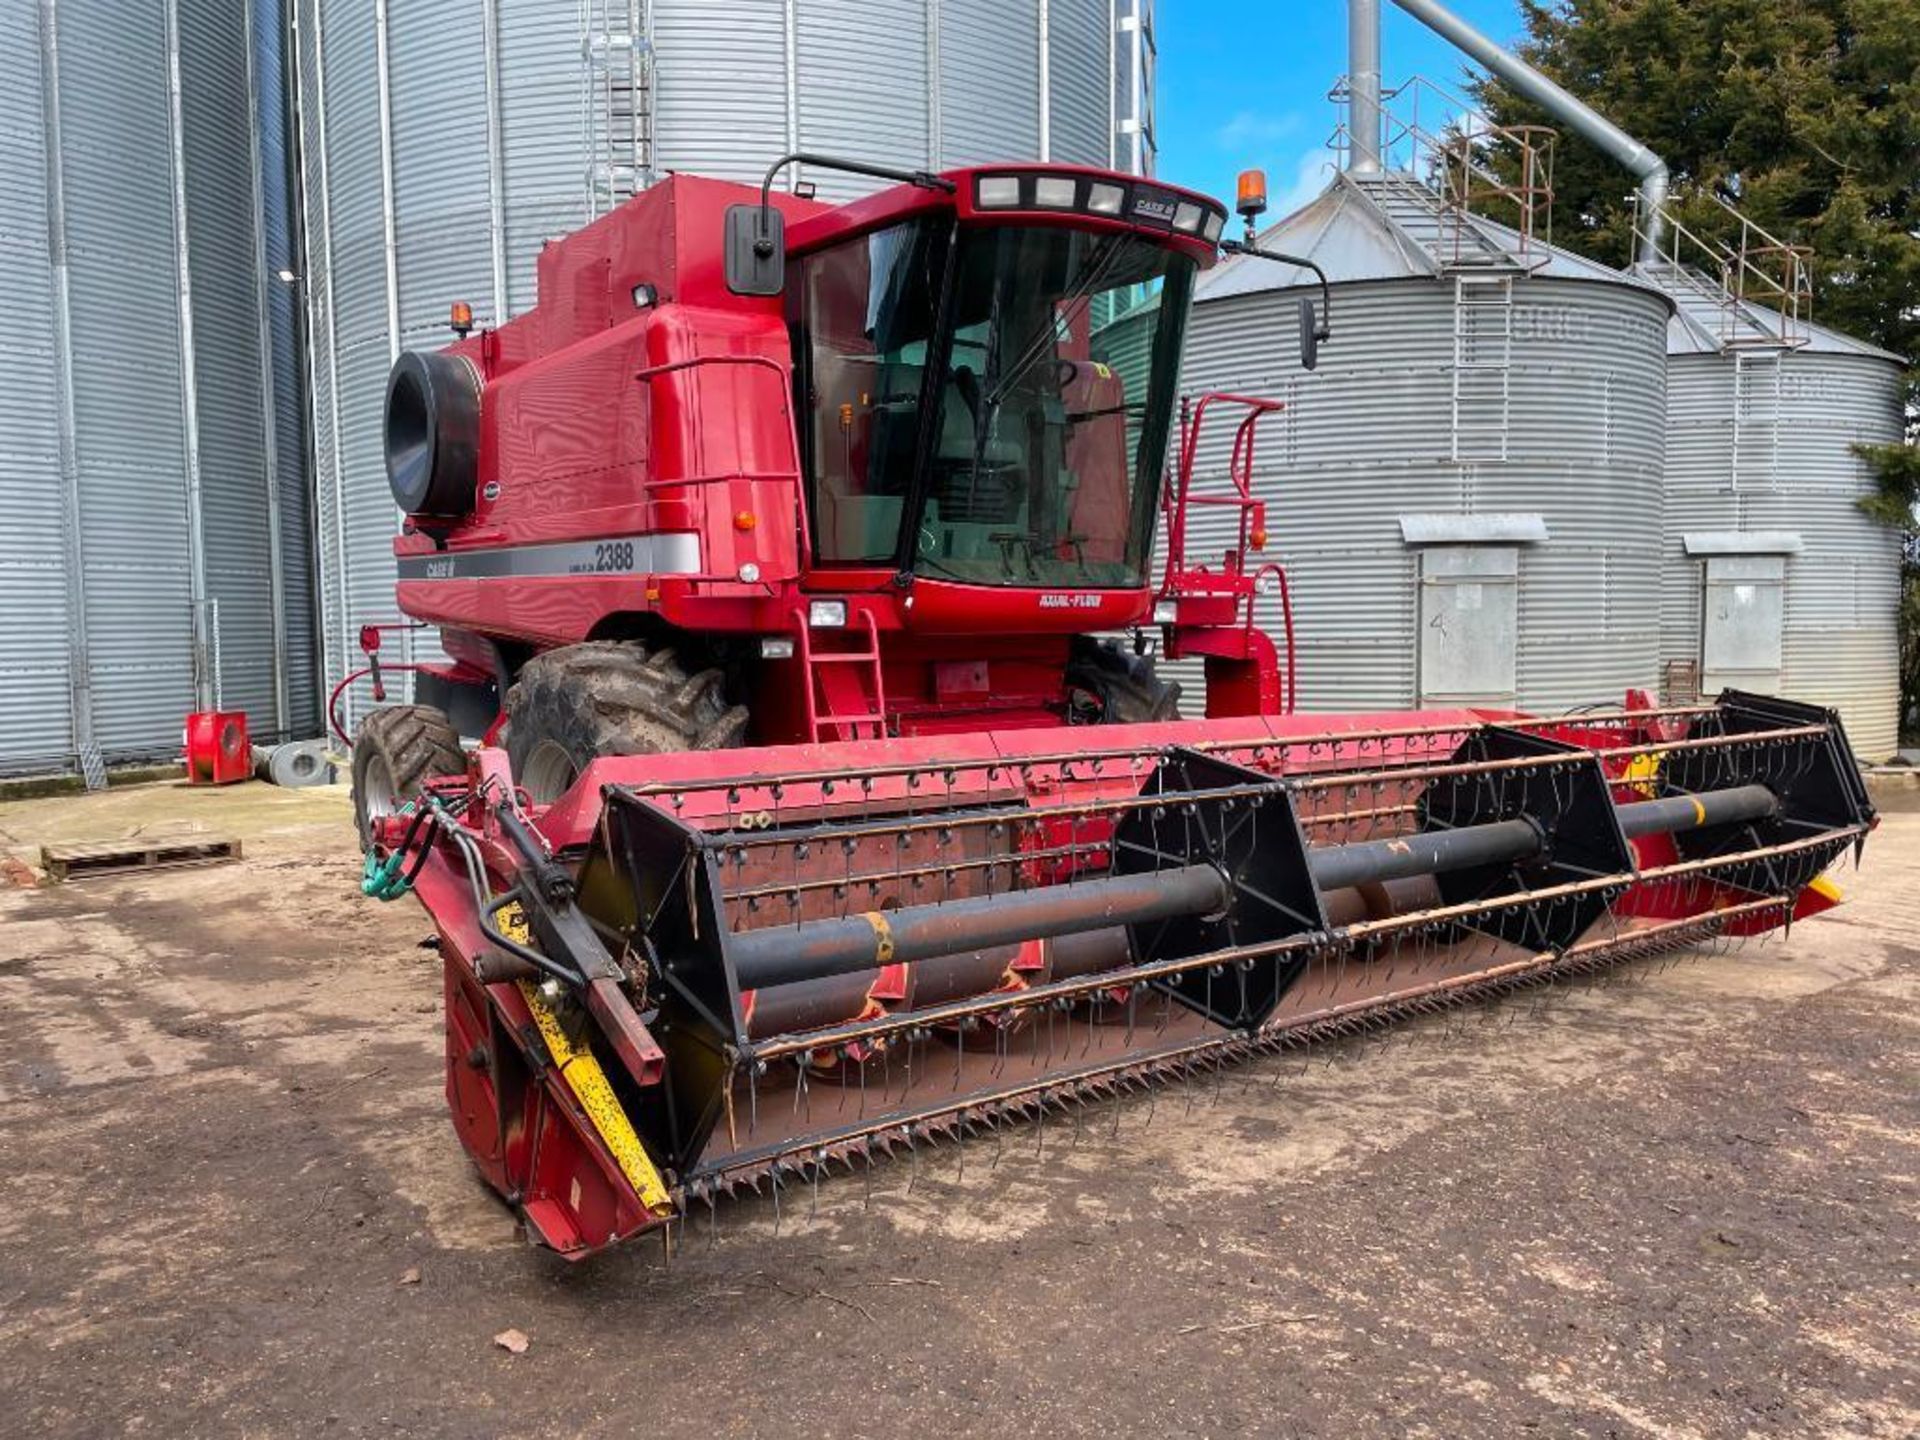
1653;281;1906;758
0;0;314;780
1173;170;1673;712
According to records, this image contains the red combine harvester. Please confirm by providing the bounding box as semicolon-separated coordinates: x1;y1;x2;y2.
353;155;1875;1258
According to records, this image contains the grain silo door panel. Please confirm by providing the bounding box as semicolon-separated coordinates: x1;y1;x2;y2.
1418;546;1518;707
1701;554;1785;695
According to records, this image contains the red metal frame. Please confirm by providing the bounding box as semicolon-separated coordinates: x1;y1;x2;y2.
1157;392;1296;716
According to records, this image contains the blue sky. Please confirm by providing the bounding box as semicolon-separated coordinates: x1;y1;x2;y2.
1156;1;1528;214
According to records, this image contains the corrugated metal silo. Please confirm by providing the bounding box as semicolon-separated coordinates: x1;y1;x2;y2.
0;0;313;780
1171;171;1672;713
294;0;1148;726
1653;282;1906;758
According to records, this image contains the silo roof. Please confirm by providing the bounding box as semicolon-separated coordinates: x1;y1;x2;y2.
1649;266;1907;362
1195;169;1671;305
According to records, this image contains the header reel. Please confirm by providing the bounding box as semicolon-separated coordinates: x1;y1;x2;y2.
387;692;1873;1257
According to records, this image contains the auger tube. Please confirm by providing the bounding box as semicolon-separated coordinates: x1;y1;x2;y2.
1616;784;1778;839
728;863;1232;990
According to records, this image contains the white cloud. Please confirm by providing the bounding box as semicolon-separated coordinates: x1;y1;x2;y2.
1270;146;1340;219
1214;110;1302;149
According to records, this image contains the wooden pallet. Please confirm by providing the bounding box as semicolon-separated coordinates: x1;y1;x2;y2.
40;834;242;882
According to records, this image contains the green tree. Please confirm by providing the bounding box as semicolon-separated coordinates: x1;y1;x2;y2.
1474;0;1919;739
1471;0;1920;367
1855;441;1920;736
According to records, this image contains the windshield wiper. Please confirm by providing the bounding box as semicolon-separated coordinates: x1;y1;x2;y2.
984;234;1131;410
961;234;1134;516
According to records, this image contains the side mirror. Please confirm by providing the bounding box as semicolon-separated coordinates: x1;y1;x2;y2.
1298;297;1320;372
725;204;785;296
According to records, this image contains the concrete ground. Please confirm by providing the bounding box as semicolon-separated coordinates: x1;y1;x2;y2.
0;777;1914;1439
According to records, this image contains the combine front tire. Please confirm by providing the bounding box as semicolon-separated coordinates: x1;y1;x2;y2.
351;704;465;849
504;641;749;803
1067;636;1181;724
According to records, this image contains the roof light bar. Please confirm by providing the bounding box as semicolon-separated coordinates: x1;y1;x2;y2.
972;171;1227;237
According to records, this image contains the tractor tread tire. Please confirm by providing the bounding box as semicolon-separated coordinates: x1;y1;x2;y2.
504;641;749;801
1067;636;1182;725
351;703;465;850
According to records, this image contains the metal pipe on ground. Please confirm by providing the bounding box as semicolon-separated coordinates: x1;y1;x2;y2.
252;740;334;788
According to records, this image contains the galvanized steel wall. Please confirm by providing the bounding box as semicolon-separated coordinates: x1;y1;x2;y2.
0;0;312;778
1661;350;1905;758
295;0;1137;727
1174;275;1671;712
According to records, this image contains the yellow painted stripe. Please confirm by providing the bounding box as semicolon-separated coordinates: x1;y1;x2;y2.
1807;874;1843;905
861;910;896;964
495;904;672;1217
518;980;674;1217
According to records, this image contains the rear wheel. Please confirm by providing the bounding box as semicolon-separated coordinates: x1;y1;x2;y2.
1067;636;1182;724
351;704;465;850
504;641;749;804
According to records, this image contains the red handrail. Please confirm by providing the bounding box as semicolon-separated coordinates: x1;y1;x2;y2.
1163;391;1284;585
633;352;813;568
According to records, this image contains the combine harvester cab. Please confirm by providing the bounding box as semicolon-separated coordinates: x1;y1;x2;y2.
357;156;1875;1257
386;690;1872;1257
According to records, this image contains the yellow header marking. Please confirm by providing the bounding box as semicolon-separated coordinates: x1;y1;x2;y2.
498;904;673;1217
1620;751;1661;799
861;911;897;965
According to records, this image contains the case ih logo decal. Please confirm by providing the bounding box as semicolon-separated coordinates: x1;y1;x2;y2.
1131;193;1178;224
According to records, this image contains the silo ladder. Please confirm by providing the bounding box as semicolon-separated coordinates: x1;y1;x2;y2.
1451;275;1513;464
1731;350;1784;492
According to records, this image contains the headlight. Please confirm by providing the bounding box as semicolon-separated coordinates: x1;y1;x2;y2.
1202;211;1225;243
1152;599;1178;625
808;599;848;628
738;562;761;583
1255;571;1282;597
1033;176;1077;208
760;637;796;659
1086;182;1125;216
976;175;1021;208
1173;201;1203;233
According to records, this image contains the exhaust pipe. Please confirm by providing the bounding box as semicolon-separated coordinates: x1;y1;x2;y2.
1372;0;1670;262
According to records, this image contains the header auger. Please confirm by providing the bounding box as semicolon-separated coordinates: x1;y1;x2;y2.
350;153;1873;1256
